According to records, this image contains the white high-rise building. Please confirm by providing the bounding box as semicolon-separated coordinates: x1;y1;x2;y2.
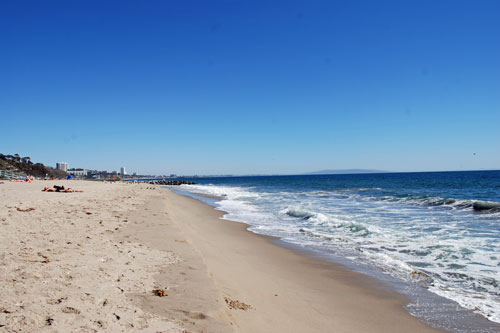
120;167;126;175
56;162;68;172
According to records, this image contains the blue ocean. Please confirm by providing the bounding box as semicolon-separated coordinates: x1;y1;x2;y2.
167;170;500;330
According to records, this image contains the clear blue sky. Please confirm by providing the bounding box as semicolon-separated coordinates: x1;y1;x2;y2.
1;0;499;175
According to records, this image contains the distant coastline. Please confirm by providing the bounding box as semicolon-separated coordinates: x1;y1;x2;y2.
303;169;389;175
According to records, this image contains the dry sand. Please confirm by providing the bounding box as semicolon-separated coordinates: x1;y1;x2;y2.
0;180;442;332
0;180;185;332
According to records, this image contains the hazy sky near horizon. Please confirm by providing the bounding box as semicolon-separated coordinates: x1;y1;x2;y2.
1;0;499;175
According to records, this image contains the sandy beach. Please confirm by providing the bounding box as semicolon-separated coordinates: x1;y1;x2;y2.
0;180;442;332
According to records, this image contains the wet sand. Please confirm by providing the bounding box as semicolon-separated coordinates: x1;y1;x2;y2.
149;188;442;333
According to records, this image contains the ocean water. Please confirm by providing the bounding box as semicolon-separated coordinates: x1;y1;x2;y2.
167;171;500;330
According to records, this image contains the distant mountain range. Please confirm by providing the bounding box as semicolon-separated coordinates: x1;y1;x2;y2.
304;169;389;175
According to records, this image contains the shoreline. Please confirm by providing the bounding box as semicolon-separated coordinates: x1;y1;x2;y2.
154;188;442;332
1;181;495;331
169;183;500;332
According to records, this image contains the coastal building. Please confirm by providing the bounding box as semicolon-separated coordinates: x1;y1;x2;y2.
56;162;68;172
86;169;115;180
120;167;126;175
68;168;86;176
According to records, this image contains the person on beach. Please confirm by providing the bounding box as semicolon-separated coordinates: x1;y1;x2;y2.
12;176;33;182
42;185;84;193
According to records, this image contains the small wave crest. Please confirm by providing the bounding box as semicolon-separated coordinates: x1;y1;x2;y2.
365;193;500;213
472;201;500;212
281;207;331;225
281;207;370;235
283;207;315;219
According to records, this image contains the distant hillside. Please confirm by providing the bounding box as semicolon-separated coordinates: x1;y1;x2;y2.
304;169;389;175
0;153;68;178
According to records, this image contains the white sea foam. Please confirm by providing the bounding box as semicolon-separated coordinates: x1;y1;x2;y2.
175;183;500;324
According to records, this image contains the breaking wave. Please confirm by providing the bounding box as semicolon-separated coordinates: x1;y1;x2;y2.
173;173;500;327
361;193;500;213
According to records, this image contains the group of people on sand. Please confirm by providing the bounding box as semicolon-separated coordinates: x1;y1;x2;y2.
7;176;83;192
42;185;84;193
13;176;34;183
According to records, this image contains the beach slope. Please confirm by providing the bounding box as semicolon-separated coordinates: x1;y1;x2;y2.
149;188;442;332
0;181;441;332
